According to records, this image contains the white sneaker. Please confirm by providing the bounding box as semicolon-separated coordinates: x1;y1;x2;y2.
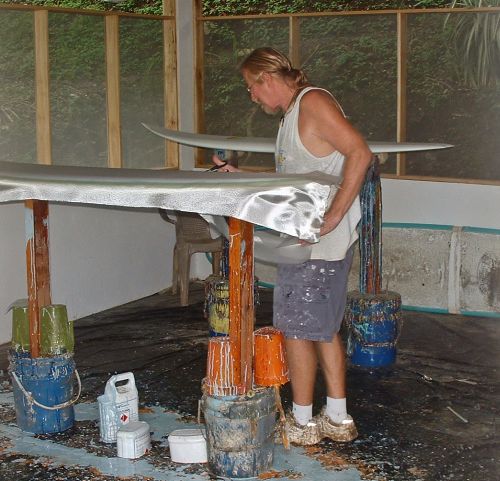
282;411;322;446
316;408;358;442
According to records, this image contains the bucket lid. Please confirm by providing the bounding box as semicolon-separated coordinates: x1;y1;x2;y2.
168;428;205;442
117;420;149;435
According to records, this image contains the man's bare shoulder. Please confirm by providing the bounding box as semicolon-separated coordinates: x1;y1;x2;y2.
300;88;343;121
301;88;332;101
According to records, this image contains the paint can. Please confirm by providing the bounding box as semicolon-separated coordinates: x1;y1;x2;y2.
98;372;139;443
168;428;208;463
8;350;80;434
253;327;290;448
253;327;289;387
204;276;229;336
203;336;244;397
117;420;151;459
345;290;402;367
202;387;276;478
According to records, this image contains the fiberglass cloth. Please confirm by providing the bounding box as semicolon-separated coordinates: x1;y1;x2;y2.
0;161;339;243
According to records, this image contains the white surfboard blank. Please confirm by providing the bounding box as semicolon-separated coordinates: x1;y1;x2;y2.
143;123;453;154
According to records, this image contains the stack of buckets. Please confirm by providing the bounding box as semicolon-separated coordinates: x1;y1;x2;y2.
8;303;79;434
204;239;259;338
201;327;289;478
346;158;403;368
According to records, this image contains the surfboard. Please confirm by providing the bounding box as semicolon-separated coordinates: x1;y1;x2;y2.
143;123;453;154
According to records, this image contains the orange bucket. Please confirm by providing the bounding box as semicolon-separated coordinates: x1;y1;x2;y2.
204;336;244;396
254;327;289;387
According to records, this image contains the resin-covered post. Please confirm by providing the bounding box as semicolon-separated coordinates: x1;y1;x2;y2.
359;158;382;294
228;218;254;393
25;200;51;357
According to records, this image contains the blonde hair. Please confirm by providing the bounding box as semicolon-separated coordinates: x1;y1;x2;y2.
240;47;309;88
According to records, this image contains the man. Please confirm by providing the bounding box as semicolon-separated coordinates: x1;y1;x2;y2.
213;47;372;445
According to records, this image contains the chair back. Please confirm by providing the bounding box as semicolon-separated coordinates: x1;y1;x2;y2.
175;212;217;242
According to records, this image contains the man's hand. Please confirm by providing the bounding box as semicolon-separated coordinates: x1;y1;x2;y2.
212;154;240;172
319;211;342;237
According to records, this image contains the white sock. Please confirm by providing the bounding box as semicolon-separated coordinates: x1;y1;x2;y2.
326;397;348;423
292;403;313;426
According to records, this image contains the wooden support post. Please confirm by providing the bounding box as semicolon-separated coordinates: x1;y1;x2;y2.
193;0;205;166
289;16;301;68
34;9;52;165
25;200;51;357
163;0;179;168
228;218;254;393
397;12;408;176
105;15;122;168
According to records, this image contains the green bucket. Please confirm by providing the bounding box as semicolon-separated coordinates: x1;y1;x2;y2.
11;305;30;352
11;304;74;356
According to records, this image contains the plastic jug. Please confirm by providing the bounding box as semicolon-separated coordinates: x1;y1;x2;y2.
98;372;139;443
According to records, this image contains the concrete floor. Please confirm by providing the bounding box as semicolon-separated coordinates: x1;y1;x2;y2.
0;282;498;481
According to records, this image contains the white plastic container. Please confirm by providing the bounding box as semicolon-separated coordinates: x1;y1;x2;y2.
168;428;207;463
117;421;151;459
98;372;139;443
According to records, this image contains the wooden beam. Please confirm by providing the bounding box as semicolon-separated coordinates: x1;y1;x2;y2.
397;12;408;176
105;15;122;168
0;3;182;18
194;6;500;21
289;16;301;68
163;0;179;168
34;9;52;165
228;218;254;393
25;200;51;358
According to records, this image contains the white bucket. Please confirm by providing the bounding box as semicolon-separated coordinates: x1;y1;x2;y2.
117;421;151;459
98;372;139;443
168;428;207;463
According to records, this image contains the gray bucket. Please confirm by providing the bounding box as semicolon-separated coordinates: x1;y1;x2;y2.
202;387;276;478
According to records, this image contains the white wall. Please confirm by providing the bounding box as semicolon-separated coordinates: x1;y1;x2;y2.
0;204;27;344
381;178;500;229
0;203;178;344
48;204;176;320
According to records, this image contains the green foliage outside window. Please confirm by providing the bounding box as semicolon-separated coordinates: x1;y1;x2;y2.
1;0;454;15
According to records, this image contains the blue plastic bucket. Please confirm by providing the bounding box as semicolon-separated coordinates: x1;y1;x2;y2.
345;291;402;368
9;351;78;434
202;387;276;478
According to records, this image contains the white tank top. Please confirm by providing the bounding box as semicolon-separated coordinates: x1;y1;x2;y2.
275;86;360;261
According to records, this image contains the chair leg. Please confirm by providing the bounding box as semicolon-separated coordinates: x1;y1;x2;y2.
171;245;179;295
177;247;191;306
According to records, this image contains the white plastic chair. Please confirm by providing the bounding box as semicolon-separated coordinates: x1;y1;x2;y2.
160;210;223;306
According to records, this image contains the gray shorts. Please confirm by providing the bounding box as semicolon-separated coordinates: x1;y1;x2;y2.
273;246;354;342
